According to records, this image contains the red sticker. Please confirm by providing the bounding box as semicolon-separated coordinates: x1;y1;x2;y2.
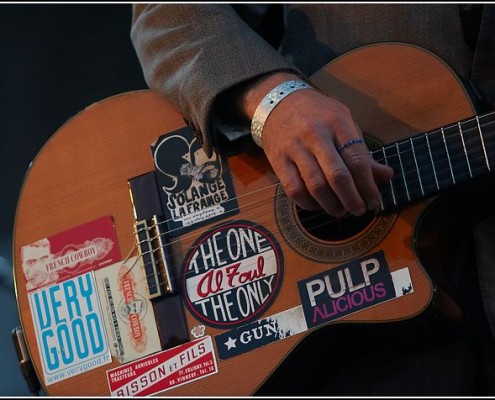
106;336;218;396
20;215;120;292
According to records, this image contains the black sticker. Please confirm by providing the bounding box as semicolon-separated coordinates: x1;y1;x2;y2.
152;126;238;236
215;306;307;360
298;250;395;328
181;220;284;329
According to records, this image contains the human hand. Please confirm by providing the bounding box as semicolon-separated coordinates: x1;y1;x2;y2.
238;72;393;217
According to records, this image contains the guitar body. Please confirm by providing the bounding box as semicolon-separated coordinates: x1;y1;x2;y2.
13;43;475;396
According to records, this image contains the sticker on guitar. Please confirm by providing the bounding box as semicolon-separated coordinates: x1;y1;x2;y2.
215;251;414;360
298;250;413;328
181;220;284;329
28;271;112;385
20;215;121;292
95;256;162;364
106;336;218;397
152;126;238;236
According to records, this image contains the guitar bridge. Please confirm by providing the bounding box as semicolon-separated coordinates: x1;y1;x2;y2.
134;215;174;298
128;171;176;300
128;170;189;350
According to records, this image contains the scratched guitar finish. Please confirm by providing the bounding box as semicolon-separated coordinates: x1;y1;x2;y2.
13;43;495;396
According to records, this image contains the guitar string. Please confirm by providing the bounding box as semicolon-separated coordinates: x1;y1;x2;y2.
123;112;495;288
132;145;492;294
375;115;495;203
143;112;494;237
127;188;337;288
129;113;495;286
137;112;495;242
120;240;139;276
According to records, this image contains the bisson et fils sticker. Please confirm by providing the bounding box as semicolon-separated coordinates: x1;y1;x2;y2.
106;336;217;396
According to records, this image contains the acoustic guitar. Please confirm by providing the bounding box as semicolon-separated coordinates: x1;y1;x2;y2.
13;42;495;396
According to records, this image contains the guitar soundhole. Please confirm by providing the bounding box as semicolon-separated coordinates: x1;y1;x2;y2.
296;208;375;242
275;188;396;263
274;135;397;262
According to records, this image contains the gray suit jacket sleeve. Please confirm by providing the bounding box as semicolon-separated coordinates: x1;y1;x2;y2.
130;3;298;155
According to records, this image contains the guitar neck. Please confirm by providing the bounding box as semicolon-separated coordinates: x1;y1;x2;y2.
375;111;495;211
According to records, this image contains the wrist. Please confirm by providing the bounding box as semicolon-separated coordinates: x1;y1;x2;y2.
249;77;314;148
239;71;303;118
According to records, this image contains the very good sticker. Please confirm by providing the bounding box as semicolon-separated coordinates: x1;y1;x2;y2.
29;271;111;385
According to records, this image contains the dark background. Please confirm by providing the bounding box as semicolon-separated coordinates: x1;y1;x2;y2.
0;4;147;395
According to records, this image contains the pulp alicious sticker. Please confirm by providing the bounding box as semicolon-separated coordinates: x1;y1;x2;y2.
28;271;112;385
298;250;414;329
215;252;414;361
20;216;120;292
181;220;284;329
106;336;218;397
152;126;238;237
95;256;161;364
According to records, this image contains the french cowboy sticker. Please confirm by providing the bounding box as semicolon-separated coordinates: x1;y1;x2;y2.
181;220;284;328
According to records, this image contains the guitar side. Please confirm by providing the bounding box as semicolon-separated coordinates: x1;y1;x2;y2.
13;43;475;396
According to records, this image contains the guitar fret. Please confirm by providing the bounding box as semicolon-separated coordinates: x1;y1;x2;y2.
410;134;438;197
410;138;424;196
422;129;454;190
377;147;397;209
397;139;425;202
443;122;471;184
461;116;491;177
383;144;409;206
395;142;410;201
441;127;456;184
480;113;495;171
476;115;491;172
425;133;440;190
458;121;473;178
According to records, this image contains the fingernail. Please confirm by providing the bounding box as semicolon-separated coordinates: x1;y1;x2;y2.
368;199;383;215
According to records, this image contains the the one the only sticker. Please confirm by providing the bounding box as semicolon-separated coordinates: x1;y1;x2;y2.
181;220;284;328
106;336;218;397
298;250;412;328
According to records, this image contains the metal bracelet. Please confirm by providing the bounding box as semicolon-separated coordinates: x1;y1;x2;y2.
250;80;313;148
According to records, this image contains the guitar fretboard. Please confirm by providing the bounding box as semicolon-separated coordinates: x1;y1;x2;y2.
373;111;495;211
